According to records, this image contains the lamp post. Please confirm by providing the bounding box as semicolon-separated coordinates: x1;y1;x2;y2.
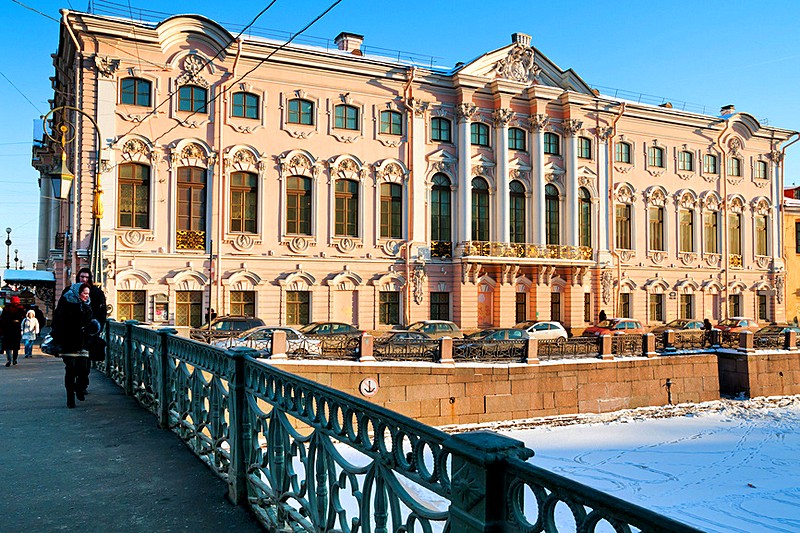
4;228;11;270
14;249;19;270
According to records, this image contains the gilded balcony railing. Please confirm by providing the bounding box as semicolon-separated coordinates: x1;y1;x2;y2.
729;254;743;268
463;241;592;260
430;240;452;258
176;230;206;250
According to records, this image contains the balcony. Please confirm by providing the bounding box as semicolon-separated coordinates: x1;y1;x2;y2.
176;230;206;250
462;241;592;261
430;241;452;258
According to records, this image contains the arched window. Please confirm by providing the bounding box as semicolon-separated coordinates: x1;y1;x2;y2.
430;173;451;256
544;132;560;155
232;92;259;119
431;117;451;142
510;180;526;243
615;141;631;163
288;98;314;125
335;179;359;237
578;187;591;247
178;85;207;113
471;177;490;241
545;184;559;245
230;171;257;233
380;110;402;135
334;104;359;130
471;123;490;147
648;146;664;168
380;183;402;238
120;77;151;107
118;162;150;229
679;208;694;252
177;166;206;249
679;151;694;171
508;128;526;151
286;176;312;235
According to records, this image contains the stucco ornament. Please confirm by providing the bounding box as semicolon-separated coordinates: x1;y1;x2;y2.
287;237;310;253
494;45;540;84
412;263;427;305
122;138;150;159
407;97;429;116
183;54;205;75
563;119;583;137
232;234;255;251
94;55;120;79
181;143;205;160
601;270;613;304
728;137;742;156
232;149;257;167
528;114;549;132
335;238;356;254
493;108;514;126
455;103;477;123
775;274;784;304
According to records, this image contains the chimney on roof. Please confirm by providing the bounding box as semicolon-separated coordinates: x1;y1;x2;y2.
512;32;532;47
334;32;364;55
720;104;736;117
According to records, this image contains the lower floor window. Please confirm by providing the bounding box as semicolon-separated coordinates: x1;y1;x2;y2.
649;293;664;322
680;294;694;319
286;291;310;325
757;293;768;322
728;294;742;317
584;293;591;323
117;290;146;322
430;292;450;321
550;292;561;322
516;293;527;323
230;290;255;317
379;291;400;325
176;290;203;327
619;293;630;318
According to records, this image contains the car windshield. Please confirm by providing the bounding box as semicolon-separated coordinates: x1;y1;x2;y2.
717;319;739;327
407;322;425;332
665;320;689;327
298;323;320;333
466;330;494;339
596;320;613;328
514;321;537;329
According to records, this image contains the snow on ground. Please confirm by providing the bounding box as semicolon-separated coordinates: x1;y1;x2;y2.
479;396;800;533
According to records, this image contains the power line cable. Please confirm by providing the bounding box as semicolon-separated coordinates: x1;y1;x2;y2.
0;68;44;113
10;0;59;22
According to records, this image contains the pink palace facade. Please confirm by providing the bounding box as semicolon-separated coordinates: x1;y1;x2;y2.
33;10;796;333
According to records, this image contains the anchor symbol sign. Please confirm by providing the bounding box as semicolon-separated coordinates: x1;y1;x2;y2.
359;377;379;397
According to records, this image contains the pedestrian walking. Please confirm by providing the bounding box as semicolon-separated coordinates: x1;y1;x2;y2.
63;268;107;393
1;296;26;366
21;310;40;358
51;282;100;408
703;318;713;346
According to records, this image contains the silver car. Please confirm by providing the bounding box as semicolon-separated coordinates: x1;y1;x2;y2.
212;326;322;356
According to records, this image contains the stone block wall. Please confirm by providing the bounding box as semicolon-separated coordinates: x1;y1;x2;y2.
717;352;800;398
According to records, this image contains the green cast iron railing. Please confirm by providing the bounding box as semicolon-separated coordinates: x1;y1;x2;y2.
100;320;703;532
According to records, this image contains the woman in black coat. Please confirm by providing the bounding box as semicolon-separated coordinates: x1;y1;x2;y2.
51;283;97;408
1;296;26;366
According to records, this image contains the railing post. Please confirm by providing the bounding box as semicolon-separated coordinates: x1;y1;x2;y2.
643;333;657;358
359;333;375;362
664;330;675;351
124;320;138;396
102;320;111;373
226;346;259;505
786;330;797;351
438;337;454;364
598;334;613;360
710;329;720;347
738;331;755;353
443;431;533;532
524;337;539;364
270;330;287;360
156;328;177;429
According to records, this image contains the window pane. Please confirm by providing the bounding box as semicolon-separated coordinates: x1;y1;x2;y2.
379;291;400;325
472;178;489;241
431;117;451;142
509;128;526;151
704;211;718;254
286;176;312;235
430;292;450;320
679;209;694;252
335;179;359;237
649;207;663;251
117;290;146;322
380;183;402;238
286;291;310;325
471;123;489;146
380;111;402;135
230;290;256;317
230;171;257;233
616;204;631;249
578;137;591;159
510;181;526;243
545;184;559;245
544;133;559;155
615;142;630;163
118;163;150;229
579;188;591;247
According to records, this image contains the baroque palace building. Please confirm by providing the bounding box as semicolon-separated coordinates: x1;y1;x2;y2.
32;10;797;332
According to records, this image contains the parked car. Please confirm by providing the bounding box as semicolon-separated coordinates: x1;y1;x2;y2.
715;317;759;333
514;320;568;341
297;321;363;337
373;331;436;358
190;316;266;343
211;326;322;356
454;328;528;358
649;319;704;335
754;324;800;336
583;318;645;336
405;320;463;339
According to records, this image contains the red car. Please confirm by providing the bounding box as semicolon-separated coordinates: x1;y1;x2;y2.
715;317;759;333
583;318;645;336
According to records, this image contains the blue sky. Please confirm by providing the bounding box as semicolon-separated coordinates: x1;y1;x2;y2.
2;0;799;267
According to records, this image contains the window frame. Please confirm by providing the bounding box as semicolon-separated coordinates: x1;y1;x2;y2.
615;141;631;163
430;292;450;321
544;132;560;155
508;127;526;151
678;151;694;172
578;187;592;248
120;77;152;107
679;208;694;253
728;157;742;177
648;206;664;252
431;117;452;143
704;210;719;254
430;174;452;244
178;85;208;113
177;166;207;232
379;291;401;325
471;177;490;241
232;91;259;119
578;137;592;159
615;203;632;250
286;291;310;325
647;146;665;168
649;293;664;322
380;110;402;136
380;182;403;239
471;123;490;147
334;104;359;130
118;162;151;229
229;290;256;317
229;171;258;234
703;154;719;174
334;179;359;237
286;175;312;236
510;180;526;244
755;214;768;256
287;98;314;125
755;160;768;180
117;289;146;322
545;184;560;246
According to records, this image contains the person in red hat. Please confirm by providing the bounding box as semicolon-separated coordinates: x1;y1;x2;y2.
1;296;26;366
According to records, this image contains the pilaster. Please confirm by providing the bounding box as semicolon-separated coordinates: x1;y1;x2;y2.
456;102;476;244
563;119;582;247
493;108;513;243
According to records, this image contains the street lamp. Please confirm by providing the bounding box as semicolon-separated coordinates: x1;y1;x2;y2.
4;228;11;270
14;249;19;270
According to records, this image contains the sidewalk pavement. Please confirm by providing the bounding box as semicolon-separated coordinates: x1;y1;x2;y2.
0;348;263;532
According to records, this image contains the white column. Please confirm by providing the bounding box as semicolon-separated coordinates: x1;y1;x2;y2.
596;128;612;260
530;114;548;245
409;100;429;247
563;119;582;247
494;108;512;243
456;103;476;244
771;154;783;262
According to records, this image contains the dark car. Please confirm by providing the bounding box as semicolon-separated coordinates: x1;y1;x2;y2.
298;322;363;337
373;331;436;358
453;328;528;359
190;316;266;343
754;324;800;335
298;322;364;356
649;319;704;335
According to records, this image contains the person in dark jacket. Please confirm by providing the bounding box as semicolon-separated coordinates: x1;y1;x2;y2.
63;268;107;392
51;283;98;408
1;296;26;366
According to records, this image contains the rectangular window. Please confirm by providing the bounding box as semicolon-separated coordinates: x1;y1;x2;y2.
430;292;450;321
728;294;741;317
176;290;203;327
120;78;151;107
118;163;150;229
678;151;693;171
516;292;527;323
286;176;312;236
648;147;664;167
649;207;664;251
619;293;630;318
728;213;741;256
680;294;694;319
380;111;402;135
508;128;526;151
755;160;768;180
584;293;591;323
232;92;259;119
550;292;561;322
286;291;310;325
795;221;800;254
758;294;768;322
755;215;768;256
649;294;664;322
335;180;359;237
471;123;489;146
615;142;631;163
178;85;207;113
615;204;631;249
431;117;451;142
230;172;257;233
728;157;742;177
379;291;400;325
380;183;402;239
704;212;718;254
703;154;718;174
679;209;694;252
117;290;146;322
334;105;359;130
544;133;559;155
288;99;314;125
578;137;591;159
230;290;255;317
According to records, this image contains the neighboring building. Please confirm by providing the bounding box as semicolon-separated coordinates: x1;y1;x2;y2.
784;186;800;324
32;10;796;332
